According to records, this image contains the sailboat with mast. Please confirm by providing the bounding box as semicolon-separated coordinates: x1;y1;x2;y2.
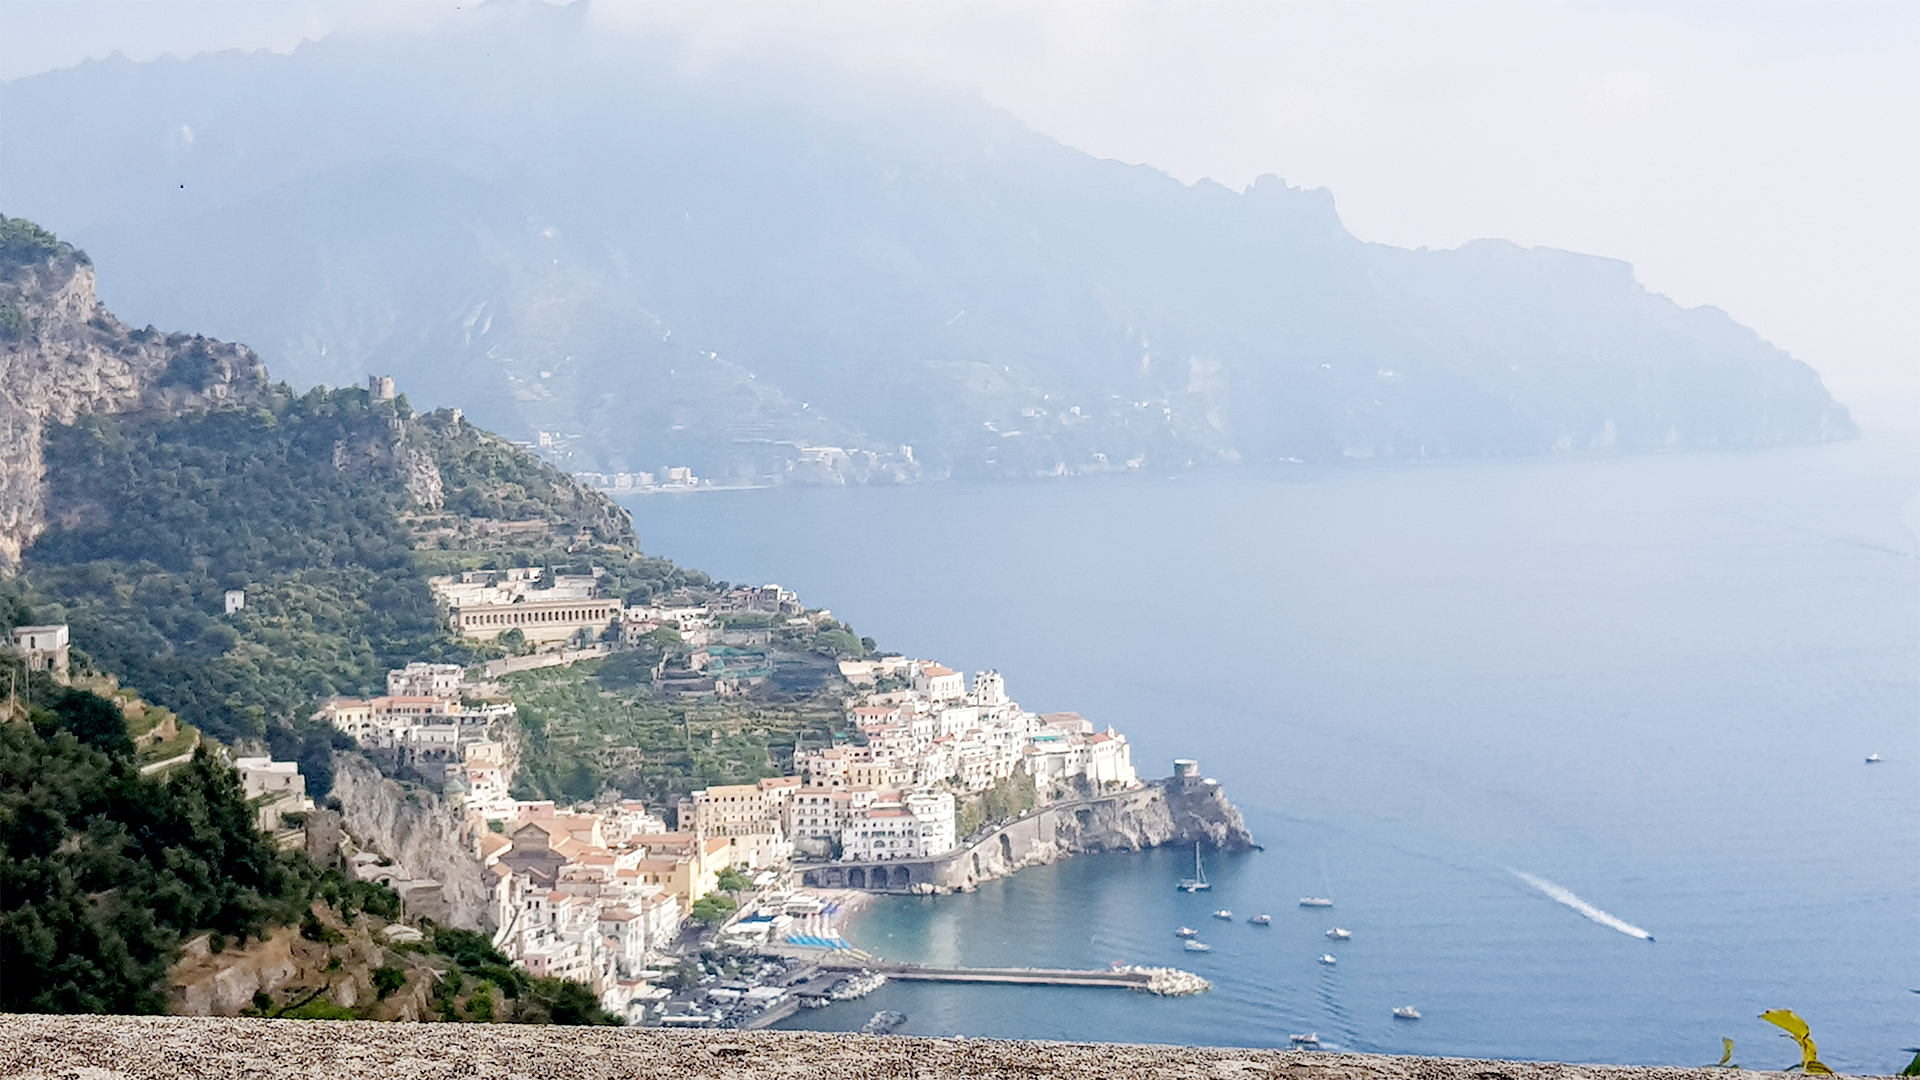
1177;842;1213;892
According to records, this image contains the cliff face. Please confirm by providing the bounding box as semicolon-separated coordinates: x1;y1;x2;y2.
934;780;1257;890
332;752;491;931
0;238;268;568
1051;781;1256;856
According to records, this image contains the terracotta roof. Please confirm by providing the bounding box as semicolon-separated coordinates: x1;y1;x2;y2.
629;833;695;847
921;664;957;677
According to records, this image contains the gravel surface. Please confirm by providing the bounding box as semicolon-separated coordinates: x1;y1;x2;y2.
0;1015;1884;1080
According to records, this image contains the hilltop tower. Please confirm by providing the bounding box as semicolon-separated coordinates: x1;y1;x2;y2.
368;375;396;402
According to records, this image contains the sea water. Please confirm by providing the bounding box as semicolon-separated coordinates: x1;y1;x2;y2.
619;433;1920;1071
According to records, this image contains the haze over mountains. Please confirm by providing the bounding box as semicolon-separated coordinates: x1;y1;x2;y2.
0;3;1855;485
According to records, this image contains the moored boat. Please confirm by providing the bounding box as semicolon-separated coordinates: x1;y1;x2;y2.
1249;913;1272;925
1299;897;1333;908
1212;909;1233;920
1866;753;1882;763
1289;1033;1321;1047
1175;926;1199;938
1393;1006;1422;1020
1184;940;1212;952
1316;953;1338;966
860;1010;908;1035
1325;927;1351;940
1178;842;1213;892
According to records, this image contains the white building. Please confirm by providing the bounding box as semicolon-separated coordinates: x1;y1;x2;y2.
911;662;966;702
388;662;465;699
233;757;313;832
841;790;955;862
904;790;956;857
9;624;69;682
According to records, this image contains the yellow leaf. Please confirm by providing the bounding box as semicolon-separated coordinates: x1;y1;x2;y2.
1761;1010;1811;1041
1762;1010;1828;1073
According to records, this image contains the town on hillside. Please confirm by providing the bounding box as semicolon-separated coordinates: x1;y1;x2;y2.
270;570;1148;1025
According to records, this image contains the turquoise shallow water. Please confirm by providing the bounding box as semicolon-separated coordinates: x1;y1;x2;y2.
620;434;1920;1070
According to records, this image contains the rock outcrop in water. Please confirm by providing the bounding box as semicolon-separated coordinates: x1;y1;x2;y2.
0;219;267;569
945;777;1254;890
804;768;1255;893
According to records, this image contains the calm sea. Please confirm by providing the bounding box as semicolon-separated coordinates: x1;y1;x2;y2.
618;433;1920;1071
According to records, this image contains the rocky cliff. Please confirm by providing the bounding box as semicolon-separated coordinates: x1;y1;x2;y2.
926;778;1257;891
332;752;491;931
1048;781;1256;857
0;218;267;568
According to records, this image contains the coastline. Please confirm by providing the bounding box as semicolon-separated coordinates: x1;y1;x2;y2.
795;772;1255;898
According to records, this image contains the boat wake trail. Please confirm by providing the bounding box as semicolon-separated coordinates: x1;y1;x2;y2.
1510;869;1654;941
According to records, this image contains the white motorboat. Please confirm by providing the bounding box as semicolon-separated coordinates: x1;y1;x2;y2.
1325;927;1351;940
1289;1033;1321;1047
1866;753;1882;763
1299;897;1333;908
1178;842;1213;892
1316;953;1338;966
1174;926;1199;938
1184;940;1212;952
1249;913;1272;925
1392;1007;1422;1020
1212;909;1234;920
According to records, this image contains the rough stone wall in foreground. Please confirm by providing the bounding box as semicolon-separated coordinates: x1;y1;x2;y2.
0;1015;1890;1080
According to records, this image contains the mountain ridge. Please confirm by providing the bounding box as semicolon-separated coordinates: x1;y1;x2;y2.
0;6;1856;484
0;216;269;568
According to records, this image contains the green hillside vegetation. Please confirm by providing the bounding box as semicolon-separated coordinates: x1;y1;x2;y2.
0;662;317;1013
0;643;629;1020
17;387;708;794
508;647;847;807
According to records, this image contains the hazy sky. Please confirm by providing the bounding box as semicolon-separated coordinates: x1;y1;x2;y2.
2;0;1914;425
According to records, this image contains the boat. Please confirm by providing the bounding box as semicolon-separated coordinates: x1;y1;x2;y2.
1392;1006;1422;1020
1289;1033;1321;1047
1866;753;1882;763
1249;913;1272;925
1184;940;1212;952
1178;842;1213;892
860;1010;907;1035
1316;953;1338;966
1212;909;1234;920
1299;897;1333;908
1174;926;1199;938
1325;927;1351;940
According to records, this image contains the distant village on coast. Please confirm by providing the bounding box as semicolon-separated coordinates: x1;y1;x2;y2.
88;566;1221;1026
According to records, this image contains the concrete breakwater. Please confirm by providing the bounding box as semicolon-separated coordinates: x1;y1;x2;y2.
799;762;1256;893
816;960;1212;996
